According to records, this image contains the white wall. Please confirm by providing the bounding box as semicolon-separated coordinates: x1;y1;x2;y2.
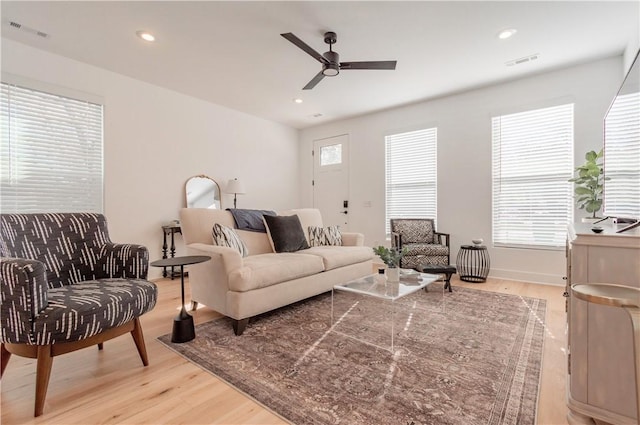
2;39;300;278
300;56;623;285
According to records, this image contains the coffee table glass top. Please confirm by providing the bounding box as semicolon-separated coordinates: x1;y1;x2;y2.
334;272;438;301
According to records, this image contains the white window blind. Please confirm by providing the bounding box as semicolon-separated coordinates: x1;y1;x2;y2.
385;128;437;235
603;91;640;218
492;103;573;249
1;82;103;213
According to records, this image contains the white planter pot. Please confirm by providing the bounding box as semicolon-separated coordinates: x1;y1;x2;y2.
387;267;400;283
581;217;602;223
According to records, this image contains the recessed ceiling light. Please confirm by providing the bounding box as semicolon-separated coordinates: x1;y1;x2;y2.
293;98;303;104
498;29;517;40
136;30;155;42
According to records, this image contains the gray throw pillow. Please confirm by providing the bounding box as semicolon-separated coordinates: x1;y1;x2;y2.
263;215;310;253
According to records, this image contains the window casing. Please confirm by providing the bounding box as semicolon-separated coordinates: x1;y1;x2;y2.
385;128;437;235
492;103;574;249
1;82;104;213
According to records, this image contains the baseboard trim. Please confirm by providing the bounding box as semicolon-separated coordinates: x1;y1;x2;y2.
486;267;565;286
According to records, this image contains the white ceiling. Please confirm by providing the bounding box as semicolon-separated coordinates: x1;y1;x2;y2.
1;1;638;129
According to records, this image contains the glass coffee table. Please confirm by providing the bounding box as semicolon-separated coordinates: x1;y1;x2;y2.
331;271;439;352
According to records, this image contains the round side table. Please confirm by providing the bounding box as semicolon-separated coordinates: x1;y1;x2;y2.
457;245;490;283
571;283;640;424
151;255;210;343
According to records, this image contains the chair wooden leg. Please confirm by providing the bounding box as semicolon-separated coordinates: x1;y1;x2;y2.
190;300;199;311
97;343;104;350
130;318;149;366
1;343;11;377
35;345;54;417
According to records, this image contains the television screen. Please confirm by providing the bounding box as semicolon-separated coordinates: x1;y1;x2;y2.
603;50;640;220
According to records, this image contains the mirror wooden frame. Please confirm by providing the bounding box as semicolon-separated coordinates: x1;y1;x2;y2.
185;175;221;209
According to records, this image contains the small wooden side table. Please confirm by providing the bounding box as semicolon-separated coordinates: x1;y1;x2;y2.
571;283;640;424
161;223;182;279
151;255;211;343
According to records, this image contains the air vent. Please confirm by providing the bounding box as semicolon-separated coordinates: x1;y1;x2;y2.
505;54;539;67
7;20;49;38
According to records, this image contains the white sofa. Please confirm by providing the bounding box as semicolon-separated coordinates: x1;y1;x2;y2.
179;208;374;335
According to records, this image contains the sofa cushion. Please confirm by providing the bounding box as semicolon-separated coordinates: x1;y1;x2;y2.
212;223;248;257
308;225;342;247
264;215;310;253
228;253;324;292
300;246;374;271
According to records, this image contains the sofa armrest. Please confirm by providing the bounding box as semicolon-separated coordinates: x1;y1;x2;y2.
184;243;244;314
97;243;149;279
186;243;244;273
0;257;48;344
341;232;365;246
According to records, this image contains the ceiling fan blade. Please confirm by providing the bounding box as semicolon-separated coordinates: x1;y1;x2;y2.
281;33;328;64
340;61;397;70
303;71;325;90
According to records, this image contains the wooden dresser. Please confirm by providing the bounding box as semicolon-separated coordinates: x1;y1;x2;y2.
566;221;640;424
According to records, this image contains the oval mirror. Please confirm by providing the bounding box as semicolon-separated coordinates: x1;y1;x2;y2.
185;175;221;209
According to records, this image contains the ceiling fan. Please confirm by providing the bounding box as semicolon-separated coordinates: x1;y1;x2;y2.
280;31;397;90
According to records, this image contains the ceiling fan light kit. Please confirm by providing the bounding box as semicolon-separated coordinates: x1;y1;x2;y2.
281;31;397;90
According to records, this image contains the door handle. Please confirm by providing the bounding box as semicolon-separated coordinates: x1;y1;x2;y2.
341;211;348;215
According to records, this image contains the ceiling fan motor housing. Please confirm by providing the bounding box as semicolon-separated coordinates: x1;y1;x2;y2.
322;50;340;76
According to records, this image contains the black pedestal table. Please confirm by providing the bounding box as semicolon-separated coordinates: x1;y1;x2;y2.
151;255;211;343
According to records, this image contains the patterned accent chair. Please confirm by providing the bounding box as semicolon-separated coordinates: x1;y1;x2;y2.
0;213;158;417
390;218;450;270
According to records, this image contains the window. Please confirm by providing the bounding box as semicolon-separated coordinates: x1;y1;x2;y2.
603;91;640;218
320;143;342;166
492;103;573;249
385;127;437;235
1;82;103;213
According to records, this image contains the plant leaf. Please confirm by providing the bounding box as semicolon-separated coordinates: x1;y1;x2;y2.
575;187;591;195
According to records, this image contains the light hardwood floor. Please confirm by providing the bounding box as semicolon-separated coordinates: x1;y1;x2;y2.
1;276;569;424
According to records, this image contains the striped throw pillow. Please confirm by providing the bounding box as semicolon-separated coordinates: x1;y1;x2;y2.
308;225;342;247
212;223;248;257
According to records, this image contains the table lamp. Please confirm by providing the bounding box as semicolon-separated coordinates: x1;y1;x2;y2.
226;178;246;208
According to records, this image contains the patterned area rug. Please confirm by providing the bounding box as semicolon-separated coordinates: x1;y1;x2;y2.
158;284;546;425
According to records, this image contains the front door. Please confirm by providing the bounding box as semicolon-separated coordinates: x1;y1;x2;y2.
313;134;349;230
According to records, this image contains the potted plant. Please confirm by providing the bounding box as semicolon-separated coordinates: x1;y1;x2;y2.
569;149;609;221
372;246;407;282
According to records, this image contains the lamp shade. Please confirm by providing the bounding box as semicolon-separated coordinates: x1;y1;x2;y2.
226;178;246;194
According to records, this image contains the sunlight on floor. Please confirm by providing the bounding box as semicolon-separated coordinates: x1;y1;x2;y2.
175;303;206;312
519;295;556;340
379;349;403;400
403;312;415;332
293;300;360;368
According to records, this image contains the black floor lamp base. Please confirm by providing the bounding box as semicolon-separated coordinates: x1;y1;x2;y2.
171;310;195;343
